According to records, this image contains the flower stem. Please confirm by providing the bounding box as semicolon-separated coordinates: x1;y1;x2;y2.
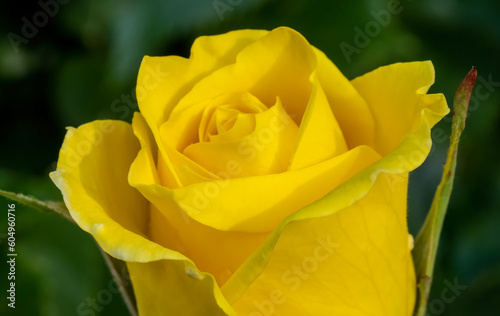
0;189;74;222
413;67;477;315
99;247;138;316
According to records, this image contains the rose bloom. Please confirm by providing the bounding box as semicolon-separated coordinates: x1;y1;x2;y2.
51;27;448;315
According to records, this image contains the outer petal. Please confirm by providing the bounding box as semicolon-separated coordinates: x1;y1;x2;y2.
351;61;449;155
230;173;415;315
50;121;150;247
221;61;449;312
50;120;235;316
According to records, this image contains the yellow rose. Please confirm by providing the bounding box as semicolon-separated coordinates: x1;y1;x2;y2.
51;27;448;315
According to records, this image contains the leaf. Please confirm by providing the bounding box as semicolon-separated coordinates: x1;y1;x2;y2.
412;67;477;315
0;188;73;223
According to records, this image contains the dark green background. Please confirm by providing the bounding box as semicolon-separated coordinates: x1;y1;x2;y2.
1;0;499;315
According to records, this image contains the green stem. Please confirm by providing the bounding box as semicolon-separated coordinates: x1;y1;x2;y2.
0;189;74;223
413;67;477;315
99;247;138;316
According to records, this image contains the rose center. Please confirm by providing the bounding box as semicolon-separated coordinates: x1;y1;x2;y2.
182;92;300;178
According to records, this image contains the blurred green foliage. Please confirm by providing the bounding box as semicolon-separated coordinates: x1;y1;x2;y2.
0;0;499;315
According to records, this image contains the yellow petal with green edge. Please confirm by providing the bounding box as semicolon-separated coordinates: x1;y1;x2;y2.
289;71;348;170
140;145;380;234
137;30;269;187
50;121;150;243
230;173;415;315
50;120;235;316
221;61;448;309
313;47;376;149
351;61;449;155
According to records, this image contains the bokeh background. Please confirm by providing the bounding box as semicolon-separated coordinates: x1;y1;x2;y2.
1;0;499;315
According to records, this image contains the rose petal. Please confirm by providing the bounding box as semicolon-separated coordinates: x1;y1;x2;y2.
137;29;269;187
129;113;161;186
351;61;449;155
160;92;265;153
50;121;150;243
171;27;317;125
134;145;381;234
128;260;234;316
207;108;256;142
50;120;235;315
314;48;376;149
131;112;381;285
183;99;300;177
221;60;449;311
138;29;269;134
289;71;348;170
131;113;269;286
152;27;319;185
229;173;415;316
131;111;214;188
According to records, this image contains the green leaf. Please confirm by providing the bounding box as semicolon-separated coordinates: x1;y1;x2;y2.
413;67;477;315
0;188;73;223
